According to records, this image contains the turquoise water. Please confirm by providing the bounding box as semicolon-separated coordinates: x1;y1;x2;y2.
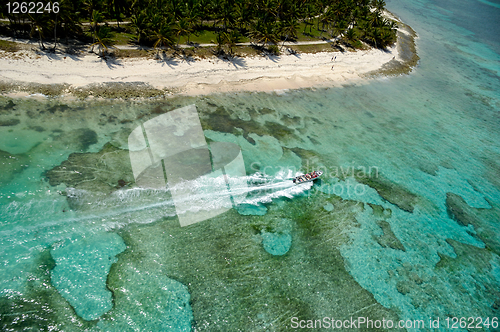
1;0;499;330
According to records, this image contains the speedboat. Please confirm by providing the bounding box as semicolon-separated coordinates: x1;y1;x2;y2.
292;170;323;184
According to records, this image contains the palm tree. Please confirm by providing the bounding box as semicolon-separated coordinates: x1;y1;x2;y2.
249;21;278;48
300;3;315;34
84;0;103;22
388;20;398;31
258;0;278;23
234;1;252;29
52;13;59;52
282;1;300;23
168;0;183;20
366;27;381;48
318;11;332;34
211;29;227;55
2;0;397;58
216;0;235;31
152;22;175;57
91;25;114;57
173;18;193;47
369;11;383;28
332;20;348;39
224;29;241;56
58;0;83;44
183;4;201;33
279;19;298;50
107;0;126;29
28;13;49;50
343;28;357;44
356;19;369;39
372;0;386;13
90;10;104;52
378;28;395;48
131;11;150;44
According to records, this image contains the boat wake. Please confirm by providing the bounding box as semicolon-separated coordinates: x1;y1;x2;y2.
0;170;313;235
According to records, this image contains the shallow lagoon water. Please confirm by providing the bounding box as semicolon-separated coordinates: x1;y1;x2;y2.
0;0;499;330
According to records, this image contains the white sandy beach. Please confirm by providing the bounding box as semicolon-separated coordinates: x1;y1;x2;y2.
0;41;400;96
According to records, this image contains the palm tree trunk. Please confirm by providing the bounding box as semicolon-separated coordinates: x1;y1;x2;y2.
91;24;97;53
53;15;58;52
281;35;288;51
38;30;45;50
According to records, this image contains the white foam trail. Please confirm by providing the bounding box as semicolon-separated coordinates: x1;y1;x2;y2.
165;170;312;213
0;172;313;236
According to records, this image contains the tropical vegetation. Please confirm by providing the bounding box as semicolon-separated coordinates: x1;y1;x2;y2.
0;0;398;56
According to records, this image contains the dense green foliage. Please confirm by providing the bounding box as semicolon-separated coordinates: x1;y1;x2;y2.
0;0;397;54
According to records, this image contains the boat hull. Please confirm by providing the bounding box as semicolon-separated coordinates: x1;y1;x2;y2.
293;171;323;184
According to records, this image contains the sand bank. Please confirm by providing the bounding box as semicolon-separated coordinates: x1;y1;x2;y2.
0;19;417;98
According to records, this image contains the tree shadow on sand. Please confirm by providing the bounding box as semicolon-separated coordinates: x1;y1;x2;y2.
179;53;197;65
100;55;123;69
284;48;301;58
34;47;84;63
33;39;89;62
219;55;247;69
262;53;280;63
155;53;180;68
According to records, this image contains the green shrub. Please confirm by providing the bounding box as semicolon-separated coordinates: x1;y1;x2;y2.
267;44;280;55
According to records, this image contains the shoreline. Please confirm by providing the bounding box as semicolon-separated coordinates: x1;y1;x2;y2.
0;16;418;99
